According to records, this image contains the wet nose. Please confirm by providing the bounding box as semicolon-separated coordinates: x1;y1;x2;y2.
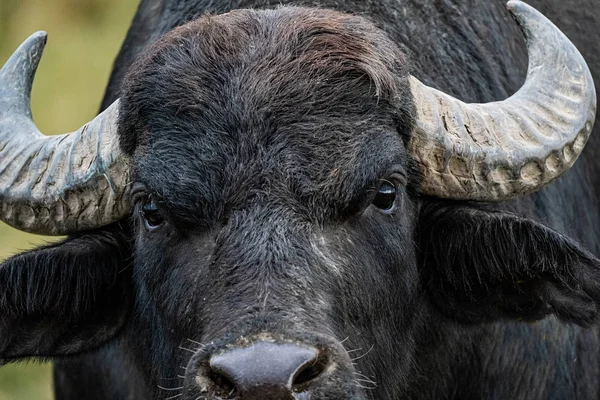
209;341;324;398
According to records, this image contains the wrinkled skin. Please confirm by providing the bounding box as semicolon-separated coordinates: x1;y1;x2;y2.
1;1;600;400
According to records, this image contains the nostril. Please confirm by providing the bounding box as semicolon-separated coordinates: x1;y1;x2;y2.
208;368;236;397
292;352;328;387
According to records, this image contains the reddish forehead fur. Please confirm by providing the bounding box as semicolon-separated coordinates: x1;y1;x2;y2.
140;7;407;98
119;7;414;156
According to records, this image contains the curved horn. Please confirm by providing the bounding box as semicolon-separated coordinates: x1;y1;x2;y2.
0;32;130;235
409;0;596;200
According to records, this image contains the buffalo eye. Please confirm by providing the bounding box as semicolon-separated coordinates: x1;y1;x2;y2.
140;197;165;230
372;179;397;211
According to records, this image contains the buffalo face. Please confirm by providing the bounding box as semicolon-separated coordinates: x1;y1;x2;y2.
121;8;419;398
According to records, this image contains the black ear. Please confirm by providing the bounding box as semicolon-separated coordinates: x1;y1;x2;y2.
418;200;600;326
0;223;132;361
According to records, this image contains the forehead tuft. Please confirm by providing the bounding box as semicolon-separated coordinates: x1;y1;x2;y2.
118;7;412;154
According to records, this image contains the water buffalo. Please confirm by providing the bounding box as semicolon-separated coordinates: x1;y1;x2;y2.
1;0;599;399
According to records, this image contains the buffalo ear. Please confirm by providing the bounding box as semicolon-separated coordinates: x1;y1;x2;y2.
0;223;132;361
418;201;600;326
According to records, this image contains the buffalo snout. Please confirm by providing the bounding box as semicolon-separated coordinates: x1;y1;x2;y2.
184;333;362;399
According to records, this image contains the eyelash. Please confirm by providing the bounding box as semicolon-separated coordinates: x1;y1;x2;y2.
140;196;165;230
131;186;166;231
369;172;406;212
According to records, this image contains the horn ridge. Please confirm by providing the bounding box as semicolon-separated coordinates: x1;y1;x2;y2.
408;0;596;200
0;33;129;235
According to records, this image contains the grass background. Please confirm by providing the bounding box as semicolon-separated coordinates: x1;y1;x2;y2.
0;0;140;398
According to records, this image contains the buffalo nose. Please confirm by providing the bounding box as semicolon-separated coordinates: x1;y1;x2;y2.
209;341;324;398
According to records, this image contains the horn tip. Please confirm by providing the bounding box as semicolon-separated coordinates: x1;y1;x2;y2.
505;1;536;21
31;30;49;44
1;30;48;69
506;0;522;8
22;30;49;59
12;30;48;58
506;0;526;11
0;31;49;113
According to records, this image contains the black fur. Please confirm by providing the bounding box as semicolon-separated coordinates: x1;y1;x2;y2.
0;224;132;359
420;200;600;325
1;1;600;399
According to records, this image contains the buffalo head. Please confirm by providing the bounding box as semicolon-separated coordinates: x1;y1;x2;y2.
0;2;599;399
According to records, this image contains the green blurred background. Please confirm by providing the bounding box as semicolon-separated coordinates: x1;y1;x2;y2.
0;0;139;398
